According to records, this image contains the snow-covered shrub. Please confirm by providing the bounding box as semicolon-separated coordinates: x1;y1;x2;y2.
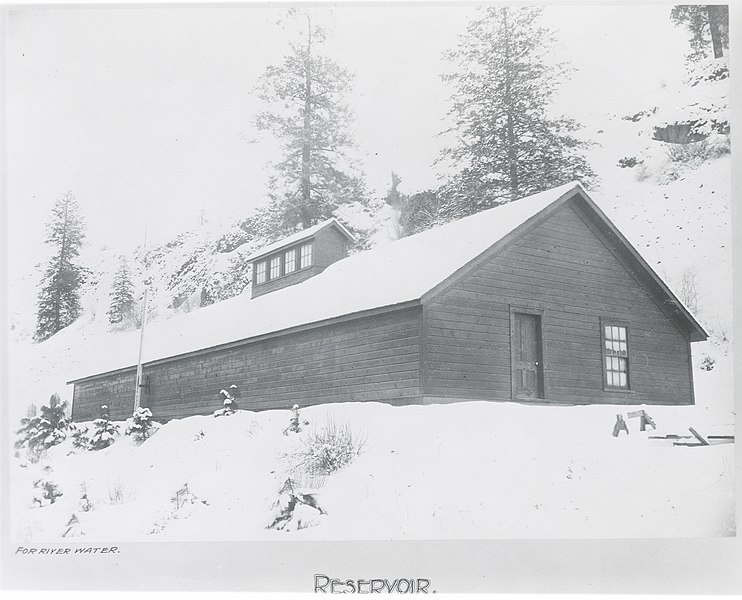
283;404;309;435
617;156;639;168
69;423;90;451
89;405;120;450
293;420;366;476
15;393;70;462
125;407;159;443
267;478;326;531
213;387;238;417
666;139;712;164
700;355;716;371
32;479;62;507
79;483;92;512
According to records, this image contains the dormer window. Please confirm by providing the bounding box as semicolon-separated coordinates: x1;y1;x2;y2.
300;243;313;269
248;219;355;299
255;261;267;284
285;248;297;274
270;255;281;279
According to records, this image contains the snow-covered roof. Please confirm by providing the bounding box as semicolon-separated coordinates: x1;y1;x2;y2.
245;218;356;263
74;180;704;382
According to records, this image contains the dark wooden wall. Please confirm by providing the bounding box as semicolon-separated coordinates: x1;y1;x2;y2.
314;226;348;268
72;305;422;422
423;200;695;405
252;264;323;298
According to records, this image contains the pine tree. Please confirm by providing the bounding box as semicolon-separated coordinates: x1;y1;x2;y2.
34;192;87;342
438;6;594;219
15;393;70;462
108;256;137;327
399;190;443;237
255;14;368;231
89;405;119;450
125;407;159;443
671;5;729;61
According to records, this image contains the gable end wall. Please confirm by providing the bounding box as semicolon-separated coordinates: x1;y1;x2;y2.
423;200;694;405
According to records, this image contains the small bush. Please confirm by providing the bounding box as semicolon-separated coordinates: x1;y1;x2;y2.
666;140;708;164
294;420;366;476
89;405;120;450
125;407;159;443
700;355;716;371
108;480;134;505
213;386;238;417
32;479;63;507
665;135;729;165
677;267;700;315
69;423;91;451
15;393;70;462
617;156;639;168
283;404;309;435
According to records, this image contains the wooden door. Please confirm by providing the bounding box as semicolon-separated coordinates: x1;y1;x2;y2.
512;313;544;399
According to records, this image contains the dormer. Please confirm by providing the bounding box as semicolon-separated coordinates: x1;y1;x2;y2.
248;218;356;299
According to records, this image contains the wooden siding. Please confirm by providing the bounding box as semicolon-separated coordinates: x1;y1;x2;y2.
72;305;422;422
314;226;348;267
423;200;694;405
252;264;322;298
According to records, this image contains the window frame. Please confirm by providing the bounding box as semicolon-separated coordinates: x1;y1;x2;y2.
600;318;632;392
269;254;282;280
299;242;313;269
253;240;314;286
255;260;267;285
284;248;297;274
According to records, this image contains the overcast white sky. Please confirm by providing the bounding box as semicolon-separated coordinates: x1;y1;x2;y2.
5;3;691;278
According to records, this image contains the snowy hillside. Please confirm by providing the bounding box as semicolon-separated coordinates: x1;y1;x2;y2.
10;394;734;542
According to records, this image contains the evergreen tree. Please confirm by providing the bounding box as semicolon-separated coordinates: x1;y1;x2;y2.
671;5;729;61
15;393;70;462
89;405;119;450
34;192;87;342
255;14;368;231
399;190;443;237
125;407;159;443
107;256;137;327
438;6;594;219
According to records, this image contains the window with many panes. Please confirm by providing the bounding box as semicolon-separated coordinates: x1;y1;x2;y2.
602;322;630;389
300;243;313;269
284;248;297;274
270;255;281;280
255;261;267;284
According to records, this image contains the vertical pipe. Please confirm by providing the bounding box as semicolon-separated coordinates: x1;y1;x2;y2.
133;287;148;411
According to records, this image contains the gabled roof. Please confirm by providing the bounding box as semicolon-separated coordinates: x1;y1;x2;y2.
69;181;706;383
246;218;356;263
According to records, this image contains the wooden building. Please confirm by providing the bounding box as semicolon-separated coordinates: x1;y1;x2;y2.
69;182;707;422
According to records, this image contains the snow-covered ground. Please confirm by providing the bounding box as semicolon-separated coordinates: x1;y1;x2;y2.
10;380;734;543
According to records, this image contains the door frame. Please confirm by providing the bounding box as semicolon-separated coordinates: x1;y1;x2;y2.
509;305;548;400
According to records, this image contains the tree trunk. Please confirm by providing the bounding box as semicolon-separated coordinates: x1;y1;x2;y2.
301;16;313;229
502;8;519;200
707;5;726;59
54;197;70;334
